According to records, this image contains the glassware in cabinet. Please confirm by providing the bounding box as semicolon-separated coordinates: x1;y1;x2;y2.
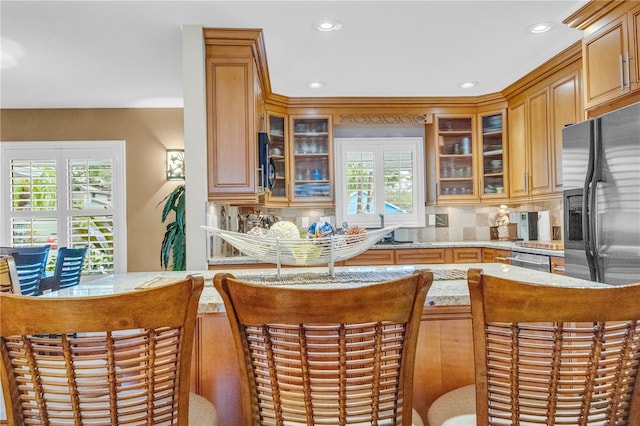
480;112;506;197
436;116;476;198
267;113;288;200
290;116;332;203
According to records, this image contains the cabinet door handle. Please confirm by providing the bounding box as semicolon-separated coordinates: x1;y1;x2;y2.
620;54;624;90
625;51;631;88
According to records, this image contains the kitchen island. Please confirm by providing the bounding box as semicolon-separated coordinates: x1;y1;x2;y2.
50;263;603;425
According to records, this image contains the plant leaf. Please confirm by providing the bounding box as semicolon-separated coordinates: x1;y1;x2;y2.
158;184;186;270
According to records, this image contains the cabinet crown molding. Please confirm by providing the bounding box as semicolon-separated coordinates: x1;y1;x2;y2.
338;113;432;125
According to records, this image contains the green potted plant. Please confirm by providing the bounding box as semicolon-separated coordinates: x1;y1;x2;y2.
159;184;185;270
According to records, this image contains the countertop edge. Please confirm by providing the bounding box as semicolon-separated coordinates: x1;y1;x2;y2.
50;264;606;315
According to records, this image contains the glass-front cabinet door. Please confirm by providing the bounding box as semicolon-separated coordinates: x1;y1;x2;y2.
266;113;288;203
479;111;507;199
289;116;333;205
435;115;477;200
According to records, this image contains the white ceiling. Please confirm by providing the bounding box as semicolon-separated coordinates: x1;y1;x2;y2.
0;0;587;109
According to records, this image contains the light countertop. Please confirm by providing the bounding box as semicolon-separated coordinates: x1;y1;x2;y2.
48;263;605;314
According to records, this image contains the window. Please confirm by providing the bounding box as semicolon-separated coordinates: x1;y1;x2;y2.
0;141;126;274
334;137;425;228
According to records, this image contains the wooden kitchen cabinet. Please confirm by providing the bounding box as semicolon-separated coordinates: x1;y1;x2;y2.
339;249;394;266
452;247;482;264
507;57;582;201
481;248;511;264
566;2;640;112
395;248;450;264
551;256;565;275
508;88;553;200
508;99;528;198
289;115;333;206
434;115;478;202
550;71;583;193
266;112;289;204
478;110;508;199
204;29;266;204
583;12;633;109
495;249;511;264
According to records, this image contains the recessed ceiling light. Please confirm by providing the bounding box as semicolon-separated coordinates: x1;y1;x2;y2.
306;81;326;89
315;19;342;32
458;81;478;89
526;22;556;34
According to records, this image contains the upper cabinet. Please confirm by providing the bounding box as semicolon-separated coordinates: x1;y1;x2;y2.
434;115;478;202
204;29;268;205
550;71;583;193
566;2;640;113
508;88;553;200
479;111;508;199
507;55;583;201
266;113;289;204
289;116;333;206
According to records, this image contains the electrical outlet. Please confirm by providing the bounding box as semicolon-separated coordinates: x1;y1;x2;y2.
301;217;309;228
428;214;435;226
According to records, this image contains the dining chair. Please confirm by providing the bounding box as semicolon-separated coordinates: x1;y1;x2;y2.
427;268;640;426
11;250;50;296
0;256;21;294
38;245;88;293
0;274;218;425
214;270;433;426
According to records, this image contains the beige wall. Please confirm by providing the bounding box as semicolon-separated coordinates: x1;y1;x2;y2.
0;108;185;272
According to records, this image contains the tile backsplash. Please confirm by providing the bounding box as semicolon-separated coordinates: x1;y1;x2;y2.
421;200;563;242
208;199;564;257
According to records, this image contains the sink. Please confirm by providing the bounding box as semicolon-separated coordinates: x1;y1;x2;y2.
375;240;414;245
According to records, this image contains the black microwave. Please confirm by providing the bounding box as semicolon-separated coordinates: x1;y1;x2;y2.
258;132;275;191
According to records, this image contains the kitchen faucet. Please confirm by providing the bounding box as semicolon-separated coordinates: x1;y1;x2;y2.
379;213;395;242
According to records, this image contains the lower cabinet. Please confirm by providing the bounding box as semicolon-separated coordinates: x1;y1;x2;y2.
483;248;512;264
211;246;516;269
338;249;395;266
452;248;482;263
395;248;450;264
192;306;475;425
551;256;565;275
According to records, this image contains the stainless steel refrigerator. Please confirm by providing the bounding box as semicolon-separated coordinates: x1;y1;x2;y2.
562;102;640;285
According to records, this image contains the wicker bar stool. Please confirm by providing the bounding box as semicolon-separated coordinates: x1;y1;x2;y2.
427;268;640;426
0;275;218;425
215;270;433;426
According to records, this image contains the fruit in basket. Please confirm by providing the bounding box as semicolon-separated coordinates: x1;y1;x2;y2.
307;221;335;239
267;221;301;239
345;225;367;244
292;240;322;263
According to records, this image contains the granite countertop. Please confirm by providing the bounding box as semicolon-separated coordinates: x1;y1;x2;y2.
48;263;605;315
209;240;564;265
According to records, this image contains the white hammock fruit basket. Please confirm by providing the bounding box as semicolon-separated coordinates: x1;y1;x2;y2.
202;225;400;276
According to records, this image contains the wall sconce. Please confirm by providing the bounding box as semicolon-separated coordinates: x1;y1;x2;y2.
166;149;185;180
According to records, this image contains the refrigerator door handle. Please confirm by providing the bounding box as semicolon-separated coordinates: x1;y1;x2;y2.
582;120;597;281
591;119;604;282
